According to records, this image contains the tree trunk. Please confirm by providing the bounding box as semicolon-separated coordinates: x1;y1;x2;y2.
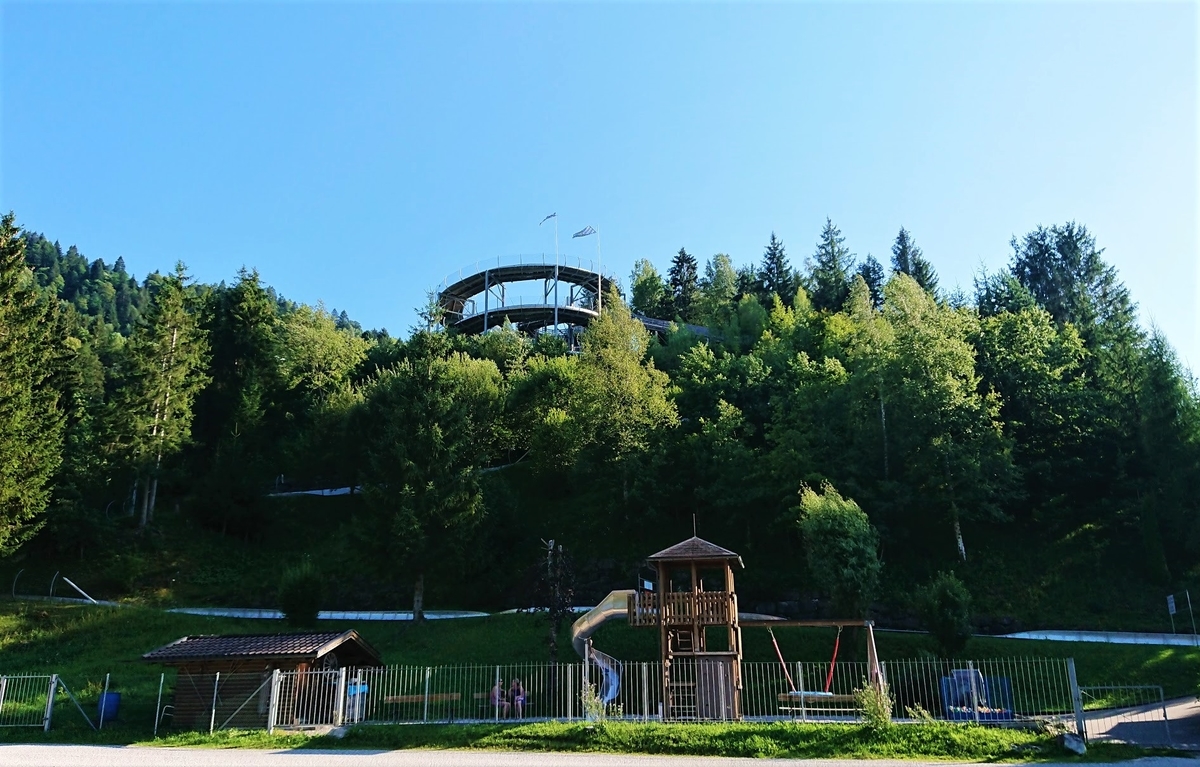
413;572;425;624
147;474;159;522
954;517;967;561
140;325;177;528
139;474;151;528
878;382;889;480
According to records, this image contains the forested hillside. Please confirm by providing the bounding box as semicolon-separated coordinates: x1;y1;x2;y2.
3;211;1198;631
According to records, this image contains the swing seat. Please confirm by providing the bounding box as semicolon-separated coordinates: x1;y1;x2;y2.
779;690;856;703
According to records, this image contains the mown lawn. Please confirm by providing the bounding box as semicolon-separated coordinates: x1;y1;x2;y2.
0;720;1165;761
1;601;1198;743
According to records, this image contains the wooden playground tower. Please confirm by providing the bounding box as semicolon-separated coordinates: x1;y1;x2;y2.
627;537;746;720
626;536;882;721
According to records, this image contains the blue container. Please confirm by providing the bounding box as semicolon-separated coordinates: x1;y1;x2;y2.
97;692;121;722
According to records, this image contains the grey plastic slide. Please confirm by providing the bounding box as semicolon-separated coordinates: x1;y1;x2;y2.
571;589;634;704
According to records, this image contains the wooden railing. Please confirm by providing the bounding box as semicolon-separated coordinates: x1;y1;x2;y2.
627;591;733;627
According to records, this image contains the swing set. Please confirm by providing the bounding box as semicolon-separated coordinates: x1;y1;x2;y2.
741;619;882;711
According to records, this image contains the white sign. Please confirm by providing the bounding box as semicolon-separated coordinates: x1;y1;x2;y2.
1168;595;1177;615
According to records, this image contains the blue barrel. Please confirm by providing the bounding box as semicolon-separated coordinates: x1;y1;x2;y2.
97;692;121;722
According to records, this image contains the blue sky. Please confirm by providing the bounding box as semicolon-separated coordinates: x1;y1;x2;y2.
2;2;1196;369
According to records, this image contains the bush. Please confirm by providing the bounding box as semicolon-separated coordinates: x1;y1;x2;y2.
797;483;881;616
854;680;893;733
919;571;972;656
278;557;326;628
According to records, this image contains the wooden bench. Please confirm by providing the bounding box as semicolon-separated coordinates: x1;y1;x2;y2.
384;692;462;705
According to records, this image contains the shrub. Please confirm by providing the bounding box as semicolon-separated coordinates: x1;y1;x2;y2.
854;679;893;733
797;483;881;616
919;571;972;656
278;557;326;628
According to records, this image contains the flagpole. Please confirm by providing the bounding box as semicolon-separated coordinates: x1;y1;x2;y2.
554;216;559;329
596;228;602;314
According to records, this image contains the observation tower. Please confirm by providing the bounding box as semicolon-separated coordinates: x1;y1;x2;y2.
435;255;617;342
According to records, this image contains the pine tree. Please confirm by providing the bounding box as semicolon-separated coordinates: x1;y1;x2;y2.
1009;222;1133;342
734;265;757;301
857;255;886;309
668;247;700;322
755;232;797;307
0;212;66;554
891;227;938;294
808;218;855;311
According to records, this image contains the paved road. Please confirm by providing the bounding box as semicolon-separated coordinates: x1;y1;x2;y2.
2;749;1198;767
1085;696;1200;748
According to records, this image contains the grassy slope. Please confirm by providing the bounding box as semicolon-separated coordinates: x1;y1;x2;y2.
7;480;1193;636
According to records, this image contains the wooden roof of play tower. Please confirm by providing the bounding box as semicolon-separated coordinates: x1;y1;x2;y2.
647;536;744;567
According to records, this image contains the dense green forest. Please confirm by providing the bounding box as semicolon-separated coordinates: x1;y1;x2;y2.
2;211;1198;631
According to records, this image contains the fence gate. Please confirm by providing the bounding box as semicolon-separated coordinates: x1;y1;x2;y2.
1080;685;1171;746
0;675;56;730
270;668;346;731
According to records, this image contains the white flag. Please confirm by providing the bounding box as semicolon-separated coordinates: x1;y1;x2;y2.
572;226;596;238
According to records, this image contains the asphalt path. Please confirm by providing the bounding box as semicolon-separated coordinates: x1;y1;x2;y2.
2;749;1199;767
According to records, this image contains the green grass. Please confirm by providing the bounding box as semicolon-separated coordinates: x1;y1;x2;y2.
311;721;1073;760
0;721;1159;761
1;600;1199;748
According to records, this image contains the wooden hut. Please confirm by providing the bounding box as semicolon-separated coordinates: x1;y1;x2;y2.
143;630;382;730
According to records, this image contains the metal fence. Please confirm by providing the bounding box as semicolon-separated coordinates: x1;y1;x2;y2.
238;657;1080;729
9;656;1082;734
0;674;56;730
1080;685;1171;746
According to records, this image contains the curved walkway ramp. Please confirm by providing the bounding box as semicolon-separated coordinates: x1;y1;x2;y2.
165;607;489;621
437;256;617;335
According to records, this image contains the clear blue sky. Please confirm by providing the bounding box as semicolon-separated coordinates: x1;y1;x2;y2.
2;2;1196;369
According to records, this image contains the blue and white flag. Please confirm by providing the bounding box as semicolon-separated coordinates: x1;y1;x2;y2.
539;213;556;225
572;226;596;238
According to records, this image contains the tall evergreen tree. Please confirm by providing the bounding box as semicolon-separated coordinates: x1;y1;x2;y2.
808;218;855;311
1009;222;1133;342
0;213;66;555
891;227;938;294
857;255;886;309
667;247;700;322
755;232;797;307
193;269;282;534
734;265;758;301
